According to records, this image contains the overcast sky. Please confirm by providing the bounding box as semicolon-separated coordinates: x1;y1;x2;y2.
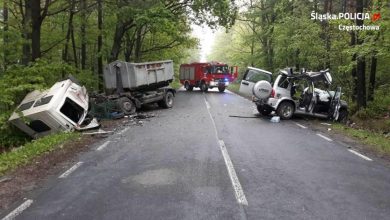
191;24;217;62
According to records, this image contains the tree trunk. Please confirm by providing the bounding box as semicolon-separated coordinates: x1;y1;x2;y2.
63;0;75;64
71;25;78;68
134;27;144;62
367;55;377;101
3;0;9;70
97;0;104;91
31;0;41;61
355;0;366;109
109;22;127;62
80;0;87;69
22;0;32;65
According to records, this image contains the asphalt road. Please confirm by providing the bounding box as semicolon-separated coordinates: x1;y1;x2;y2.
2;88;390;220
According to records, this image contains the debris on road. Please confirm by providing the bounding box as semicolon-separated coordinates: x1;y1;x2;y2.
82;129;113;136
270;116;281;123
321;123;332;126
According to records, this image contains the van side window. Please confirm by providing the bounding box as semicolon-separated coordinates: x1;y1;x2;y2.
28;120;51;133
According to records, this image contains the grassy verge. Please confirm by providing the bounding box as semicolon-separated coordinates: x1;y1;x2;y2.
170;80;182;90
332;123;390;155
227;82;240;94
0;132;79;176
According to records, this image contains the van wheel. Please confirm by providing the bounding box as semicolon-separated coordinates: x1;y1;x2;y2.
200;81;208;92
158;91;174;108
277;101;294;119
218;86;225;93
118;97;136;115
257;105;272;116
337;109;348;123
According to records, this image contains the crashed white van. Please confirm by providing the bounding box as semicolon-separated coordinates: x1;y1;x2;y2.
8;78;89;138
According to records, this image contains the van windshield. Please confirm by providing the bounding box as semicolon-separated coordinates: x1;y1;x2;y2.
60;98;84;124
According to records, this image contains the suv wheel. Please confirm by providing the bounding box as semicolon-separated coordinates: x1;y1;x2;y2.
337;109;348;123
257;105;272;116
277;101;294;119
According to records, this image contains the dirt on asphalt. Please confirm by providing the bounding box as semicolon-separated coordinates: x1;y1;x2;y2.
0;112;157;212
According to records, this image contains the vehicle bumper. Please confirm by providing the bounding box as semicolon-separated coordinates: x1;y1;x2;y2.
253;96;278;110
209;81;229;87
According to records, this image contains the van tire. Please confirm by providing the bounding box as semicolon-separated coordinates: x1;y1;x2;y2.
337;109;348;123
218;86;225;93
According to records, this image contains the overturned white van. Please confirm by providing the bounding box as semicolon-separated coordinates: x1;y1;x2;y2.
8;78;89;138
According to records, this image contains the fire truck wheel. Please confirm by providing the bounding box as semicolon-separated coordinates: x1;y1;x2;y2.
218;86;225;92
185;82;193;91
118;97;136;115
200;81;208;92
158;91;174;108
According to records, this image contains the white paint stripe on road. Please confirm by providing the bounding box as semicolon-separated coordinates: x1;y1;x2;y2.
59;162;83;178
96;141;111;151
203;97;248;206
219;140;248;206
205;100;211;109
2;199;33;220
295;123;307;129
316;133;333;142
348;149;373;161
118;127;130;135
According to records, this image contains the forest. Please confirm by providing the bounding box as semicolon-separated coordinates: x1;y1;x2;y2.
209;0;389;132
0;0;237;148
0;0;389;149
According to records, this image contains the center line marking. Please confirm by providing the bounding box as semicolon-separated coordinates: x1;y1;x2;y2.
316;133;332;142
348;149;373;161
219;140;248;206
96;141;111;151
118;127;130;135
205;100;211;109
2;199;33;220
204;97;248;206
295;123;307;129
59;162;83;178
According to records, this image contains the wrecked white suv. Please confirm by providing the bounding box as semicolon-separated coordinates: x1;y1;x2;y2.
241;68;348;122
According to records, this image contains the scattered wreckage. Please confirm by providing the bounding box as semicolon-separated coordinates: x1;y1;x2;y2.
9;60;176;138
240;67;348;122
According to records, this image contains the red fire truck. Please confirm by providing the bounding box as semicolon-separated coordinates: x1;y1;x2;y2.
179;62;238;92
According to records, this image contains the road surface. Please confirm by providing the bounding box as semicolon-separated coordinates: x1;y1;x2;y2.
2;88;390;220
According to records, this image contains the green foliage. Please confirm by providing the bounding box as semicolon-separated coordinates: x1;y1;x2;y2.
0;132;79;175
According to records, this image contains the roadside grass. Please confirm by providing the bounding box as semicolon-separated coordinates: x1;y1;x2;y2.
227;82;240;94
170;80;182;90
0;132;79;176
332;123;390;155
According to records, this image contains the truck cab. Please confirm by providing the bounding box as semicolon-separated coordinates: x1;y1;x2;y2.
179;62;238;92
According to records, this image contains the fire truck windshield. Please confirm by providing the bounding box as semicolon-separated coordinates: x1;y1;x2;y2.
207;65;229;74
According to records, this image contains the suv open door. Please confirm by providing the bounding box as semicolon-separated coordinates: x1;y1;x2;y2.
239;67;272;97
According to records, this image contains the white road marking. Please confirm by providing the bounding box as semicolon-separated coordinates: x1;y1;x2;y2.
219;140;248;206
321;123;332;126
205;100;211;109
2;199;33;220
96;141;111;151
203;97;248;206
59;162;83;178
348;149;373;161
118;127;130;135
295;123;307;129
316;133;333;142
